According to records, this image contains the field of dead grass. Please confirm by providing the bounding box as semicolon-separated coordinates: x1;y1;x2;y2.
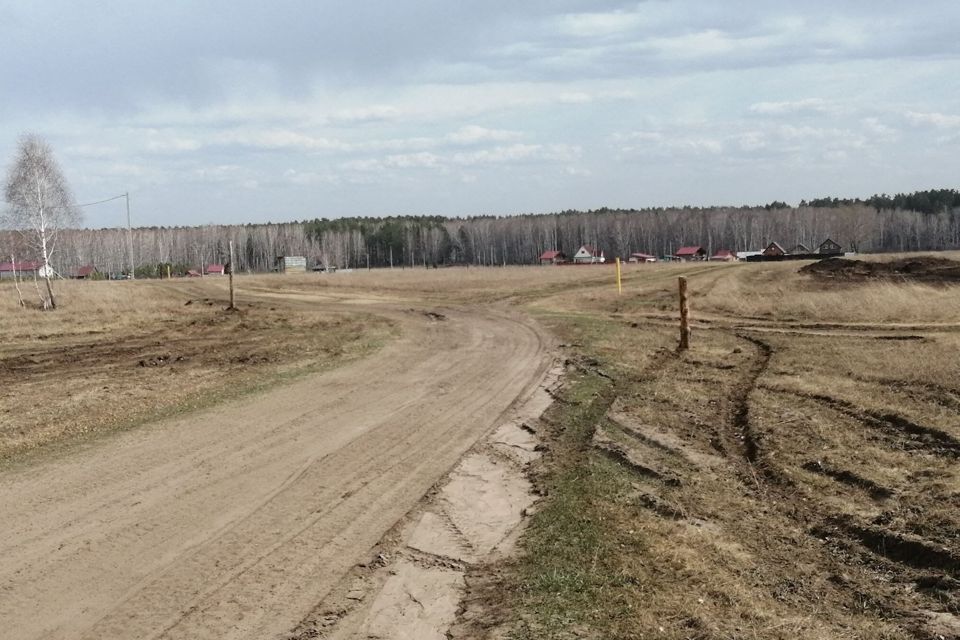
455;255;960;640
0;277;392;462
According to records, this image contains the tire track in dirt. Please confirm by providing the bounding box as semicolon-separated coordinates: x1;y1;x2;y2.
0;297;552;640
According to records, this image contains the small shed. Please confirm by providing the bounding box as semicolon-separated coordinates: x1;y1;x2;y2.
539;250;567;265
629;252;657;263
276;256;307;273
205;263;226;276
762;242;787;257
817;239;843;255
186;269;202;277
573;245;605;264
674;246;706;261
709;249;737;262
74;265;99;279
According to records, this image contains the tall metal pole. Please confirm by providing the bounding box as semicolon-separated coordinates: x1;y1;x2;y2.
125;192;135;280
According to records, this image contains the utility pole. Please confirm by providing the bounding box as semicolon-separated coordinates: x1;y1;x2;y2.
125;192;135;279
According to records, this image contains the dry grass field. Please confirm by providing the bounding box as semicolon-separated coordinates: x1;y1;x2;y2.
465;255;960;640
0;277;393;462
2;256;959;639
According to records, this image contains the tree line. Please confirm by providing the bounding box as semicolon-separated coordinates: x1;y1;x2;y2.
1;197;957;278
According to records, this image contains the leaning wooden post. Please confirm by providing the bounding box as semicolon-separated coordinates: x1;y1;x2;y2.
678;276;690;350
228;240;236;309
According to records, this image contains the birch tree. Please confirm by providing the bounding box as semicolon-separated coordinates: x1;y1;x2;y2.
3;135;80;309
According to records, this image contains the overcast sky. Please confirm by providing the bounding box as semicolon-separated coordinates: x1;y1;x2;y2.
2;1;959;228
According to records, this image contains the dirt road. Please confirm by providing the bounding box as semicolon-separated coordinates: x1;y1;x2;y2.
0;299;551;639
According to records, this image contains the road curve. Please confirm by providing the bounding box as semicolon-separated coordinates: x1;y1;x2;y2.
0;301;551;639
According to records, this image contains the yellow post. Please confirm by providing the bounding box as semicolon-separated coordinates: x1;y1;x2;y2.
616;257;622;294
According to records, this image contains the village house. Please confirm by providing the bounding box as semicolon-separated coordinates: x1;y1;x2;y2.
817;238;843;255
674;246;706;261
628;252;657;263
205;263;226;276
573;245;605;264
789;243;811;255
0;260;49;280
762;242;787;257
709;249;737;262
539;250;567;265
73;265;99;279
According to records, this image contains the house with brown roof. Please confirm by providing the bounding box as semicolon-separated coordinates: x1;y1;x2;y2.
762;242;787;257
629;252;657;263
674;246;706;261
817;238;843;255
539;250;567;265
789;243;811;255
573;245;605;264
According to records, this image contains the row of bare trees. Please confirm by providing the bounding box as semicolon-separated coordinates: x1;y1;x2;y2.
2;203;957;278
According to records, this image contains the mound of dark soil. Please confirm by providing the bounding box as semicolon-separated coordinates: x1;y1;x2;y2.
800;256;960;283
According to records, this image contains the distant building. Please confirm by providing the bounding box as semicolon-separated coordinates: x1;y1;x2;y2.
573;245;605;264
539;250;567;265
73;265;99;279
709;249;737;262
817;239;843;255
736;251;762;260
629;252;657;263
789;243;811;255
762;242;787;257
0;260;47;280
205;263;226;276
276;256;307;273
674;246;706;261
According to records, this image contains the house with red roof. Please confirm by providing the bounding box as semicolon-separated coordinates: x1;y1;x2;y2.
205;263;226;276
539;250;567;265
674;246;706;261
0;260;45;280
573;245;605;264
73;265;99;279
709;249;737;262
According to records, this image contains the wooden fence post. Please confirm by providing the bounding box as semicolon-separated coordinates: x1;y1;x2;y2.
678;276;690;350
228;240;236;309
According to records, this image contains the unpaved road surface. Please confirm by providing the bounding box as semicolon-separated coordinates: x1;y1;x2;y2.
0;299;550;640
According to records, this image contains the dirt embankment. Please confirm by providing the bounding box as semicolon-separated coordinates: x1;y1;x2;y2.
801;255;960;283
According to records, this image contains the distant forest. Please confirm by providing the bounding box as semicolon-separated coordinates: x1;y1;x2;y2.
4;188;960;276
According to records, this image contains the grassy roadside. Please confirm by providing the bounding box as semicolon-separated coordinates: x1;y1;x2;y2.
478;285;957;639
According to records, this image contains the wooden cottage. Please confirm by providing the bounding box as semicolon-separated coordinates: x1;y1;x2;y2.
674;246;706;261
762;242;787;257
539;250;567;265
629;252;657;263
817;239;843;255
789;243;811;255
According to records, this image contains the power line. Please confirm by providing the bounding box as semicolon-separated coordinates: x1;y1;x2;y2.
75;194;128;208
